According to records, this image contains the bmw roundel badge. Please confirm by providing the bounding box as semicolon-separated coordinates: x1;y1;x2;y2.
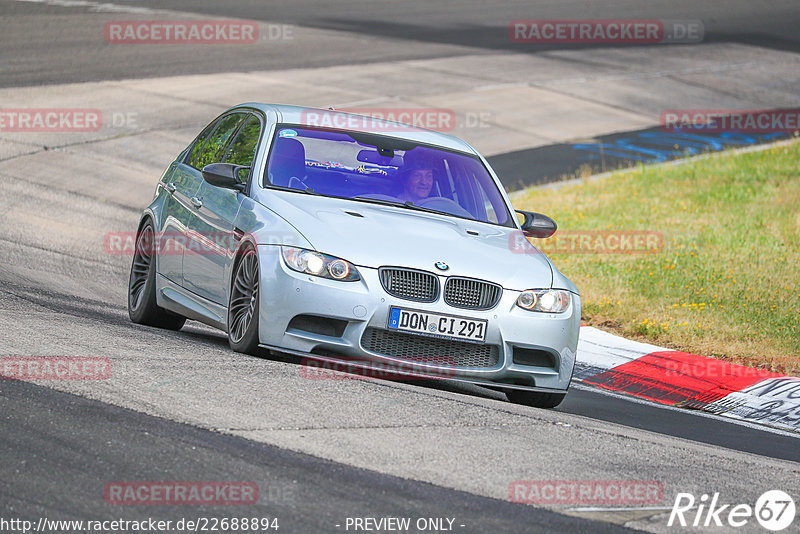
434;261;449;271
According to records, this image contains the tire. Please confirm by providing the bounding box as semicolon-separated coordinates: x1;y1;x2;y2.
128;221;186;330
227;246;261;355
506;389;566;409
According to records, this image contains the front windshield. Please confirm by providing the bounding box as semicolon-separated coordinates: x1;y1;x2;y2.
264;125;513;226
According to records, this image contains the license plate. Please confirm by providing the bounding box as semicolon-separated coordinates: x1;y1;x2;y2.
387;307;487;343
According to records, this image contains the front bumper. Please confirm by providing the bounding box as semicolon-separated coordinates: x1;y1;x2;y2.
257;245;580;392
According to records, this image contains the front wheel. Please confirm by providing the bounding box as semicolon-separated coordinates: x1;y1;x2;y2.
506;389;566;409
227;246;261;355
128;221;186;330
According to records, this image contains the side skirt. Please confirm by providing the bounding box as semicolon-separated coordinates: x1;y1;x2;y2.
156;274;227;331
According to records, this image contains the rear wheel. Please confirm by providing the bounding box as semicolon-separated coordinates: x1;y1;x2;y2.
228;246;261;355
506;389;566;409
128;221;186;330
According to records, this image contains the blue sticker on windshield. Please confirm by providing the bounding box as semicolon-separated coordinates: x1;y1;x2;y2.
279;129;297;138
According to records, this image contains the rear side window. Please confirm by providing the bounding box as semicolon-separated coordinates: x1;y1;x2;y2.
186;120;218;167
189;113;247;170
223;115;262;169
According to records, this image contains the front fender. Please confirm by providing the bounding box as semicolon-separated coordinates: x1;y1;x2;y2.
233;195;313;250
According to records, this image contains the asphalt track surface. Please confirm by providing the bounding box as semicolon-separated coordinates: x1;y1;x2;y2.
1;379;627;534
2;0;799;87
1;1;800;532
488;127;792;189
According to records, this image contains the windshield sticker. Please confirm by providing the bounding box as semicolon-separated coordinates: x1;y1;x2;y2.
279;129;298;138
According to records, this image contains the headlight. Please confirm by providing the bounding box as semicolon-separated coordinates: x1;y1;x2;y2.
516;289;571;313
281;247;361;281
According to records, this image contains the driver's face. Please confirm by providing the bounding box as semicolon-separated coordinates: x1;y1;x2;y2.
405;169;434;201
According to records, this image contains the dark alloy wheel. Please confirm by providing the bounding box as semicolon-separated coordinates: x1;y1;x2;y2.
128;221;186;330
227;246;261;355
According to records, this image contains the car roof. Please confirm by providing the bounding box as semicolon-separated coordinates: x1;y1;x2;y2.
234;103;479;154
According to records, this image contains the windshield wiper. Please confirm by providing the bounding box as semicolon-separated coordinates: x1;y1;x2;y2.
270;184;324;196
274;188;449;216
350;196;443;215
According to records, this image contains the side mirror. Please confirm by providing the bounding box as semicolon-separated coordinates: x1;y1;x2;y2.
516;210;557;238
201;163;248;191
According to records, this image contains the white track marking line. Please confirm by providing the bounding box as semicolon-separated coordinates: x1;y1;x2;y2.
567;506;681;513
13;0;156;14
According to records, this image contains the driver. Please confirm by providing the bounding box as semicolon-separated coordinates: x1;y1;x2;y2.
397;153;436;203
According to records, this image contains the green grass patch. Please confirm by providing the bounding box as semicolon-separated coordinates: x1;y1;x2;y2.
514;141;800;375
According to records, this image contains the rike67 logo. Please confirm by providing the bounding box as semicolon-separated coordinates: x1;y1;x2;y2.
668;490;796;531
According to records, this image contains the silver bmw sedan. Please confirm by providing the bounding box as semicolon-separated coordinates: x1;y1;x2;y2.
128;103;580;408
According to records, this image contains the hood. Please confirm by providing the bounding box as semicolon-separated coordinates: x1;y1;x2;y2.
261;192;554;291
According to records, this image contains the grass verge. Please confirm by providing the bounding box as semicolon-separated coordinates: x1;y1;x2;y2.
514;140;800;375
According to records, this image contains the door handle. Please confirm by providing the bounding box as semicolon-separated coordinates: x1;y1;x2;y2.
191;197;203;209
165;182;177;194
